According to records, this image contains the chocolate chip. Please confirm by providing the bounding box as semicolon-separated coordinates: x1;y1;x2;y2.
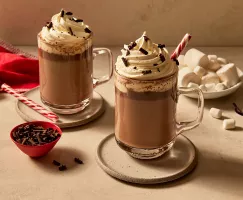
158;44;165;48
60;9;65;17
133;67;137;69
143;36;149;42
74;158;83;164
159;54;165;62
153;63;158;66
66;12;73;15
126;50;130;56
128;42;137;50
59;165;67;171
69;27;74;36
139;48;148;55
84;27;91;33
121;57;128;67
157;68;160;72
173;58;179;65
142;70;152;75
53;160;61;166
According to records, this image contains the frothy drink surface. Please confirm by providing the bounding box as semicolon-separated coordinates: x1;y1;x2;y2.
115;32;179;149
39;47;93;105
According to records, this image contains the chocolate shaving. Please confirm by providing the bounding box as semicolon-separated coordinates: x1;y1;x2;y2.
74;18;83;22
74;158;83;164
233;103;243;116
133;67;137;69
53;160;61;166
126;50;130;56
59;165;67;171
173;58;179;65
157;68;160;72
142;70;152;75
121;57;128;67
66;12;73;15
153;63;158;66
139;48;148;55
128;42;137;50
84;27;91;33
46;22;53;29
60;9;65;17
159;54;165;62
143;35;149;42
158;44;165;48
69;27;74;36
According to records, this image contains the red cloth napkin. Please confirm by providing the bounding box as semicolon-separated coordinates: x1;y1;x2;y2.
0;39;39;93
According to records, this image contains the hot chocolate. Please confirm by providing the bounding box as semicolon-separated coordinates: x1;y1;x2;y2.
38;9;93;114
115;32;178;156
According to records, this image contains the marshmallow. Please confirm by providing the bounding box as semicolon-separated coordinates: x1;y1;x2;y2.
207;60;221;71
205;83;216;92
184;48;210;70
215;83;227;91
222;81;231;88
199;84;207;92
208;55;217;61
209;108;222;119
217;57;228;65
187;82;199;88
194;66;206;77
223;119;235;130
178;55;185;65
201;71;220;85
178;68;201;87
216;63;240;87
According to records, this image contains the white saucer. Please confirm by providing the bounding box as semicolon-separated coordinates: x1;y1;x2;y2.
183;68;243;99
96;133;197;184
15;87;105;128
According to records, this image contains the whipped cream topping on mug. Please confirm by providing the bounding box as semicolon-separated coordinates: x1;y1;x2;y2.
115;32;178;80
40;9;91;45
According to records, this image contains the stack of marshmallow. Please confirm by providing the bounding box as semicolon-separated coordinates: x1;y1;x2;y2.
178;48;241;92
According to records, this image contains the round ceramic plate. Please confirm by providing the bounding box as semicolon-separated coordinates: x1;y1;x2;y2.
15;87;105;128
96;133;197;184
183;67;243;99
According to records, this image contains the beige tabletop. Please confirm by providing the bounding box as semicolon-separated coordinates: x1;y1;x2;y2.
0;46;243;200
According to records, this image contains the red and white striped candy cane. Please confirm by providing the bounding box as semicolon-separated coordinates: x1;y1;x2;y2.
1;83;59;122
170;33;192;60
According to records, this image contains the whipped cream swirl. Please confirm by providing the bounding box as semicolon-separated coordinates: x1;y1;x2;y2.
40;9;91;45
115;32;178;80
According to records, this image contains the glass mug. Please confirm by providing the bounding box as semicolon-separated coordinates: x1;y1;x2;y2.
114;69;204;159
37;33;113;114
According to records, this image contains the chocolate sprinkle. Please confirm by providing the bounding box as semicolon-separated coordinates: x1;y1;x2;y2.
159;54;165;62
66;12;73;15
84;27;91;33
60;9;65;17
126;50;130;56
121;57;128;67
47;22;53;29
59;165;67;171
142;70;152;75
143;36;149;42
153;63;158;66
158;44;165;48
128;42;137;50
74;158;83;164
53;160;61;166
233;103;243;116
139;48;148;55
69;27;74;36
74;19;83;22
173;58;179;65
157;68;160;72
133;67;137;69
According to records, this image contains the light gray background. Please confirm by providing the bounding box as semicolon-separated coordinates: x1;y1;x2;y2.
0;0;242;46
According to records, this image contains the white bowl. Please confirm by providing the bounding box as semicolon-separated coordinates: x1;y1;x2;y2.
183;67;243;99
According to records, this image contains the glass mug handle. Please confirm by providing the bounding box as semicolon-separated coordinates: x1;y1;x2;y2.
176;87;204;135
92;48;114;87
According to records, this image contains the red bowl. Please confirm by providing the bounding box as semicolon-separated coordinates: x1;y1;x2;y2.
10;121;62;158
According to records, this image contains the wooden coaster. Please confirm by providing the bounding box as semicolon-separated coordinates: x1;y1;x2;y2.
96;133;197;184
15;87;105;128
